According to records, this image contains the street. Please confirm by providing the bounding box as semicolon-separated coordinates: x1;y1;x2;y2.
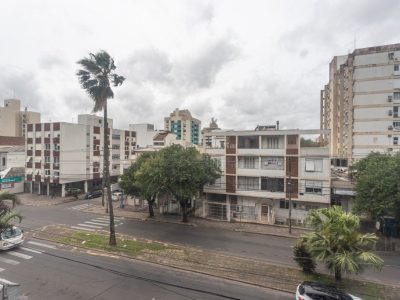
0;238;291;300
15;199;400;289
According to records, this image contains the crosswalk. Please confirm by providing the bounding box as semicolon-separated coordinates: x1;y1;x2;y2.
70;203;96;211
71;216;124;232
0;240;57;273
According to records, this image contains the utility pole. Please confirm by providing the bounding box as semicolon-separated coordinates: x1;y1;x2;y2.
288;156;292;235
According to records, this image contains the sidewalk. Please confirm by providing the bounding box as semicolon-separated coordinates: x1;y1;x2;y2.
82;198;310;238
18;193;78;206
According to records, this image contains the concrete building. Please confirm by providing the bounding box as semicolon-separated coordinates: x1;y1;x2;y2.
321;43;400;162
0;99;40;137
25;115;136;197
129;124;156;148
201;128;331;225
0;146;25;171
201;118;220;147
164;108;201;145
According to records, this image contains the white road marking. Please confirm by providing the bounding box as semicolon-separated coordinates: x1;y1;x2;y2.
7;251;32;260
71;226;95;232
78;223;103;229
91;219;110;224
84;221;107;226
20;247;42;254
27;241;56;249
0;256;19;265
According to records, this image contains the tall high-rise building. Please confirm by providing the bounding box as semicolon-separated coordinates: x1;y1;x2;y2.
0;99;40;137
321;43;400;162
164;108;201;145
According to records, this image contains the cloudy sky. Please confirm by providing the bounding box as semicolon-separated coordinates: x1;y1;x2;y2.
0;0;399;131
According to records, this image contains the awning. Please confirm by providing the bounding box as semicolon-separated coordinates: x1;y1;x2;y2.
334;189;356;196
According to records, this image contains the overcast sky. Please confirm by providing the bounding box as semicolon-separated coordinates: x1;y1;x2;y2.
0;0;399;131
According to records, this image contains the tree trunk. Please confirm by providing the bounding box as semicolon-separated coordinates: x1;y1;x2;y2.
148;199;155;218
334;267;342;282
181;201;188;223
104;100;116;246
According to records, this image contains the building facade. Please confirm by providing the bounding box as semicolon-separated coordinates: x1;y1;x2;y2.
321;43;400;161
0;99;40;137
164;108;201;145
201;129;331;225
25;115;136;197
129;123;156;149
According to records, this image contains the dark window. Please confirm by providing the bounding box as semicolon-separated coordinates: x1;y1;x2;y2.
279;200;289;209
238;136;259;149
261;178;284;192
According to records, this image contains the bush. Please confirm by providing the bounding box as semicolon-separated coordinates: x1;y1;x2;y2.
293;237;316;274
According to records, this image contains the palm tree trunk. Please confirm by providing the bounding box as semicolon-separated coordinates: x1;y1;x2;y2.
104;100;116;246
334;267;342;281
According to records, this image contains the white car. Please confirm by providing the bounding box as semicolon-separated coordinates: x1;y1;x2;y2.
0;226;24;250
111;192;124;201
296;281;362;300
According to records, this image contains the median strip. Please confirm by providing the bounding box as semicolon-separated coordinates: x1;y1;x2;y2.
34;225;400;300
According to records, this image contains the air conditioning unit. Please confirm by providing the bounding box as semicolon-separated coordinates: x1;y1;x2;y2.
388;95;393;102
389;110;393;116
388;125;394;130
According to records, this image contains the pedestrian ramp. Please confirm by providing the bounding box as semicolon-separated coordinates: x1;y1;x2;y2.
70;216;124;232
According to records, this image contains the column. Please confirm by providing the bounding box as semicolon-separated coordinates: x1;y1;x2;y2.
226;195;231;222
61;183;66;197
37;182;41;195
47;183;50;196
84;180;88;193
30;181;33;194
202;194;207;218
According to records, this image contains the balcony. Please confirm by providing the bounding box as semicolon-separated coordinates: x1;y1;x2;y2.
53;123;60;131
35;162;41;168
35;137;42;144
53;163;59;170
93;150;100;156
26;162;32;168
44;176;50;183
35;175;41;182
44;123;51;131
35;124;42;131
93;172;100;179
27;150;33;156
35;150;41;156
44;138;50;144
53;151;60;157
53;137;60;144
27;138;33;144
53;177;59;184
44;163;50;169
93;139;100;145
44;150;50;156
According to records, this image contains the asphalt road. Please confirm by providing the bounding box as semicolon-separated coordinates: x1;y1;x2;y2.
0;238;292;300
17;200;400;286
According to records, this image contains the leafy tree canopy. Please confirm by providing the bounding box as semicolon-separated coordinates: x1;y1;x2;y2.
352;152;400;220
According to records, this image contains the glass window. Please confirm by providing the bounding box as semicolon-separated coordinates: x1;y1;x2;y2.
238;156;258;169
305;158;323;172
261;178;284;192
238;177;259;190
238;136;259;149
394;92;400;100
279;200;289;209
305;180;323;194
1;227;22;240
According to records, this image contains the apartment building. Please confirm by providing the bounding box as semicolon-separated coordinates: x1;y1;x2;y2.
321;43;400;161
201;128;331;225
164;108;201;145
25;115;136;197
129;124;156;148
0;99;40;137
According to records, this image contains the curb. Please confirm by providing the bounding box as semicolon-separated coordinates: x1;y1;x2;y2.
233;228;299;239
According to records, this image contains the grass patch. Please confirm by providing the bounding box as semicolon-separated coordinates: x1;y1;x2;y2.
57;231;169;256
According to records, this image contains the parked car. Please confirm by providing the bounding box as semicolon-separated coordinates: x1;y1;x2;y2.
296;281;362;300
84;190;102;199
0;226;24;250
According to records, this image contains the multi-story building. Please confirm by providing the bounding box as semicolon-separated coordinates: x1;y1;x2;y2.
129;123;156;148
164;108;201;145
201;128;331;225
321;43;400;162
201;118;220;146
25;114;136;197
0;99;40;137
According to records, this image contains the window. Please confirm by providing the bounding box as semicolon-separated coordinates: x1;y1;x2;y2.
394;121;400;130
394;92;400;100
112;144;120;150
305;158;323;172
238;136;259;149
45;144;51;150
54;144;60;151
112;134;120;140
287;135;297;145
266;137;279;149
54;171;60;177
394;137;399;145
238;156;258;169
45;156;51;163
389;52;394;60
45;170;50;176
394;106;399;117
261;178;284;192
237;177;259;190
54;157;59;163
279;200;289;209
395;65;400;71
305;180;323;194
261;157;284;170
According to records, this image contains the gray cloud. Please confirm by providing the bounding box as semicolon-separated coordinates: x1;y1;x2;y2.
39;54;66;70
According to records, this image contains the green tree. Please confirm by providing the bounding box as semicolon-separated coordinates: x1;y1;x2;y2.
0;192;22;231
352;152;400;220
293;236;316;274
77;50;125;246
119;152;160;217
155;145;221;222
305;206;383;281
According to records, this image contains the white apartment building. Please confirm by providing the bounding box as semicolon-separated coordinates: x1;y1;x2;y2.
25;115;136;197
164;108;201;146
0;146;25;171
321;43;400;161
201;129;331;225
0;99;40;137
129;124;156;148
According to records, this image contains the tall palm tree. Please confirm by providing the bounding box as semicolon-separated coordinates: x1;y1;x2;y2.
0;192;22;231
305;206;383;281
77;50;125;246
